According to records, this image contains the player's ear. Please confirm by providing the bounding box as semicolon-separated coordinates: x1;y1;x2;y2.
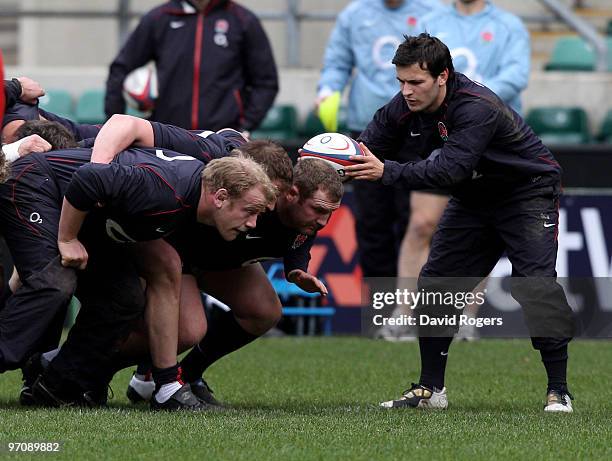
286;184;300;202
438;69;449;87
213;188;229;208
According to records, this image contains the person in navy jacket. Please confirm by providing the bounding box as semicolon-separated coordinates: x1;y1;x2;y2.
346;34;576;413
105;0;278;132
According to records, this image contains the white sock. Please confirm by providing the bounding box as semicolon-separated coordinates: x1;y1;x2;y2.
129;375;156;401
154;381;183;404
42;348;60;366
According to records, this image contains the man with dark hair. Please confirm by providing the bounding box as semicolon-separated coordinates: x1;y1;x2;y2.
13;120;78;151
346;33;575;412
3;100;102;144
316;0;442;286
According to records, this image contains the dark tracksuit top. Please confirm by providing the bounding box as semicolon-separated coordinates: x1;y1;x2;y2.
360;72;561;205
105;0;279;131
360;72;573;342
3;79;20;109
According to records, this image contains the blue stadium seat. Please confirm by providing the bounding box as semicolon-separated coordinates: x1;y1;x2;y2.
251;105;299;141
38;89;75;120
75;89;106;124
526;106;591;145
266;263;335;336
545;36;612;71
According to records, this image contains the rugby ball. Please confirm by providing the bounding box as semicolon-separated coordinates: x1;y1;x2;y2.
300;132;363;180
122;62;158;115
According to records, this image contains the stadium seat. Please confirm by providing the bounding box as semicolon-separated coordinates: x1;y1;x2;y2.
75;89;106;124
38;89;75;120
251;105;298;141
301;109;326;139
598;110;612;143
545;36;612;71
266;263;335;336
525;107;591;145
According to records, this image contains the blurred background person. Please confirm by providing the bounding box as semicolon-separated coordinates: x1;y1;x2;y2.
316;0;443;284
383;0;531;340
421;0;530;113
105;0;279;132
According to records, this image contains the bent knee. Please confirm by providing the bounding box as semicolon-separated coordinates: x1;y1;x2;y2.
236;302;282;336
407;212;440;242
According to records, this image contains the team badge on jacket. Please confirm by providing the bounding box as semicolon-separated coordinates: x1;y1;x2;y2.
292;234;308;249
438;122;449;141
214;19;229;47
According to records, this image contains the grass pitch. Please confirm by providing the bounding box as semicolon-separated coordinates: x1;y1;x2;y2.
0;338;610;460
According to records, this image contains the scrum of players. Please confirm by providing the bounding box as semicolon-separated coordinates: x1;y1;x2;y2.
0;76;344;411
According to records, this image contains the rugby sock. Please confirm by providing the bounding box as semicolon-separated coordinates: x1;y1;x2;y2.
540;345;568;392
128;375;156;401
181;309;258;383
152;364;183;404
135;359;152;381
418;336;453;390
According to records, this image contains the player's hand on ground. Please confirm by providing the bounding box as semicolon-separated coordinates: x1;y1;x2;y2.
58;239;88;270
17;76;45;103
18;135;52;156
288;269;328;296
345;142;384;181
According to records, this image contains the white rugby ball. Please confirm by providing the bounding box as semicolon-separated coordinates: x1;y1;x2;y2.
300;132;363;180
123;62;158;116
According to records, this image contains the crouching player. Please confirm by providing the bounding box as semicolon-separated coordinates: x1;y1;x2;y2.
346;34;575;412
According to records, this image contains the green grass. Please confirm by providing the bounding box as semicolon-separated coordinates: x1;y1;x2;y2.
0;338;610;460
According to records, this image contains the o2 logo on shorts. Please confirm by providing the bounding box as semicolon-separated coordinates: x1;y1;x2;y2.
29;212;43;224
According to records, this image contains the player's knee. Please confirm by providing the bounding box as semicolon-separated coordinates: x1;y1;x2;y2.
406;211;439;243
237;301;282;336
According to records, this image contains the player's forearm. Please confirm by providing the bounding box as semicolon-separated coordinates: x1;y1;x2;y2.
58;198;88;243
91;114;154;163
